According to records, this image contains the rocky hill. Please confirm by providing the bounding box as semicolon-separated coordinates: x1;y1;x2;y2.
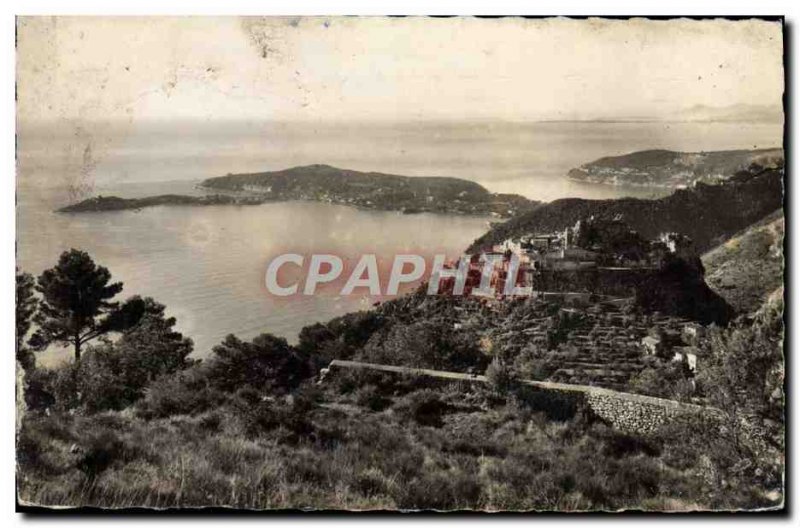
201;164;537;217
568;148;783;188
468;167;784;255
702;209;784;314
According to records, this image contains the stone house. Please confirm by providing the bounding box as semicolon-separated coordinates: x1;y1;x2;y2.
641;335;664;356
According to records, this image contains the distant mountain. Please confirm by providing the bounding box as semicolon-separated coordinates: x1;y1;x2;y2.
201;164;538;218
673;103;784;123
468;167;784;255
568;148;784;188
702;209;784;314
560;103;784;124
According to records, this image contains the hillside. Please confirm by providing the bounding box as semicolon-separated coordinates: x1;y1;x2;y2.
702;209;785;314
18;287;783;511
201;164;537;217
468;167;784;255
568;148;783;188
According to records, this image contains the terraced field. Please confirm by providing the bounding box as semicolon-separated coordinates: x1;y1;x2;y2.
488;301;691;391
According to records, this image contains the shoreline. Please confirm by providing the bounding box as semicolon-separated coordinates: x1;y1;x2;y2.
56;188;524;219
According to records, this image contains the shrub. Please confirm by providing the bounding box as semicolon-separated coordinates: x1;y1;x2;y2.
76;344;140;413
393;471;482;510
23;367;57;411
297;311;386;366
76;430;125;479
205;334;312;394
296;322;344;368
357;320;486;373
508;385;582;422
48;363;82;411
24;299;196;415
512;344;552;381
605;457;662;504
354;384;391;411
628;361;693;400
199;411;223;433
597;427;661;458
232;388;317;442
136;366;224;419
485;358;515;394
393;390;449;427
114;298;196;379
16;421;44;469
353;468;392;497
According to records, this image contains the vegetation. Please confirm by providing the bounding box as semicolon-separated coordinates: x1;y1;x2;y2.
24;297;196;415
16;228;784;510
57;193;266;213
201;164;538;217
17;358;783;511
16;391;673;510
695;289;784;445
60;164;541;217
702;209;784;314
16;269;38;372
203;333;311;394
469;165;783;254
29;250;146;361
634;252;735;325
568;148;783;188
628;360;694;402
573;216;651;261
356;319;487;373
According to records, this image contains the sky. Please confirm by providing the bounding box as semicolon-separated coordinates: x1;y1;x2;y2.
16;16;784;124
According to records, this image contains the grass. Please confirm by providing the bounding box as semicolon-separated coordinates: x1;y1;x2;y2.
17;379;780;511
702;211;784;314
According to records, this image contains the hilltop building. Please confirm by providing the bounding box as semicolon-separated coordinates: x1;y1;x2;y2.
437;217;700;301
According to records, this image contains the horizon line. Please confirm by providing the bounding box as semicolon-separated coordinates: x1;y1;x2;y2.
16;116;786;127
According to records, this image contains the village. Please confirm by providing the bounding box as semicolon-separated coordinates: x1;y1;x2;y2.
437;217;696;296
430;217;704;396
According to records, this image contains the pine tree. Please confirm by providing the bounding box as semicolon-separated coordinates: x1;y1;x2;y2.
30;249;145;361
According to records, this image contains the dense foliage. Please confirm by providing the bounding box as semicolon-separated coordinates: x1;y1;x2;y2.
201;164;538;217
469;167;783;254
16;269;38;372
204;333;312;394
16;228;784;511
29;249;146;360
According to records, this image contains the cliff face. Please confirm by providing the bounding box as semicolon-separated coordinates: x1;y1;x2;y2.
568;148;783;188
634;255;735;325
702;210;784;314
201;164;538;217
468;167;784;255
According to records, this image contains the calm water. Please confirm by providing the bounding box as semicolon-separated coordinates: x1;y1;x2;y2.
17;120;783;364
17;183;494;365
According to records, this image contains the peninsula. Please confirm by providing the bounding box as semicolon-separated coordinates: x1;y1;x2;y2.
200;164;536;217
471;165;783;254
568;148;783;188
57;193;266;213
58;164;539;218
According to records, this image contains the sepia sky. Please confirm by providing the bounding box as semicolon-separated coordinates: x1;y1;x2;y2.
17;16;784;123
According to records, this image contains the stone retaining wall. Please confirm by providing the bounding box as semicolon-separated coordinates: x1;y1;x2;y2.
327;359;723;435
580;388;719;435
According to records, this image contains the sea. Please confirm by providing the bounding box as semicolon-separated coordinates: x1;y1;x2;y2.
16;120;783;364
